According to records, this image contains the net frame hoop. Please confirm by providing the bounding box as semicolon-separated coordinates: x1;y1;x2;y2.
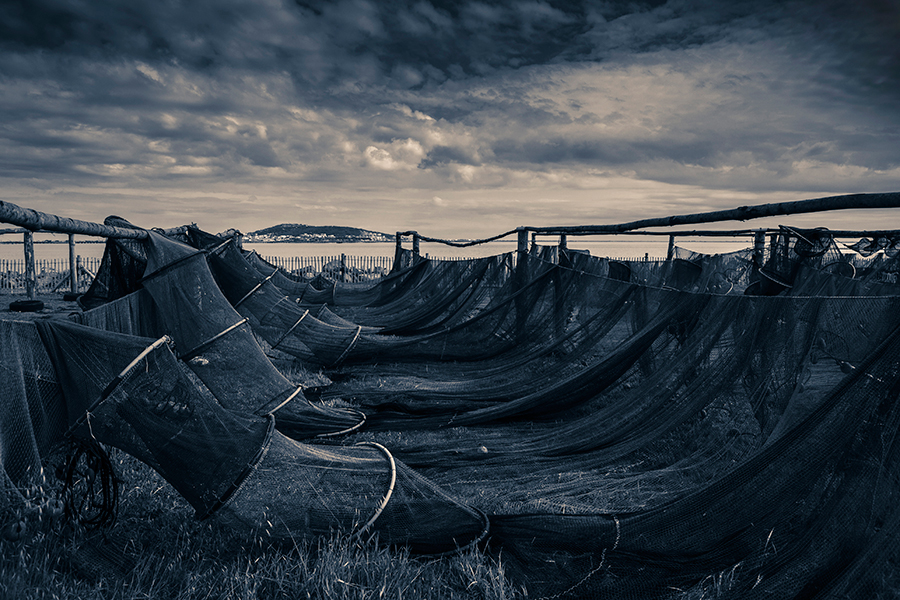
266;385;304;415
312;405;367;438
65;335;174;437
198;414;276;521
178;318;250;361
348;441;397;542
233;270;278;309
330;325;363;368
270;309;309;350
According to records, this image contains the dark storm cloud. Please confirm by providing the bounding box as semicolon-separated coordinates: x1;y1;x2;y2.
1;0;898;235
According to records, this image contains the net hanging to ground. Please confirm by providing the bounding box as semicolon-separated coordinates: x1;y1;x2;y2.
7;214;900;598
34;319;489;555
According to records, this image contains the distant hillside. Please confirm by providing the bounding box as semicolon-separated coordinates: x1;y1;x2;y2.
244;223;392;243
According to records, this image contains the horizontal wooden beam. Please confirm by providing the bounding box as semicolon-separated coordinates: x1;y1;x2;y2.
398;192;900;247
0;200;148;239
526;192;900;235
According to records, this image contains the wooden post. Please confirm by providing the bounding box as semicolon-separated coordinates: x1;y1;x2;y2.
753;230;766;267
667;235;675;260
341;253;347;282
76;255;82;291
23;230;35;300
68;233;78;293
412;233;420;257
559;234;567;252
517;227;529;254
514;228;530;340
531;231;537;251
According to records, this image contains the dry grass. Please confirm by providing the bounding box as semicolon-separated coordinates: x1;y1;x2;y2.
1;451;525;600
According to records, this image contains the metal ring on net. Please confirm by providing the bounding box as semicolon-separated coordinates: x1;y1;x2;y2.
346;447;491;557
65;335;176;436
308;402;367;438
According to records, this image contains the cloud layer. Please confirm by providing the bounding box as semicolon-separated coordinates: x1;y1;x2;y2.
1;0;898;236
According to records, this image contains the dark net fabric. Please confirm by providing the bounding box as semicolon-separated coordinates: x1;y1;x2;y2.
35;320;271;518
7;319;488;554
77;217;149;310
486;318;900;598
206;242;575;368
215;435;488;554
139;231;365;437
242;247;433;308
76;289;167;339
0;321;66;513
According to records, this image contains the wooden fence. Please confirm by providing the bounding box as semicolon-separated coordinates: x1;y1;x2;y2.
1;256;102;295
259;254;395;283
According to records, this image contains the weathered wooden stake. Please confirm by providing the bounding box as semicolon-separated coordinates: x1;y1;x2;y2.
68;233;77;293
667;235;676;260
412;233;421;257
753;230;766;266
23;230;35;300
517;228;529;254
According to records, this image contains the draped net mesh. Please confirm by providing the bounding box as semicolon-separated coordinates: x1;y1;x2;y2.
4;221;900;597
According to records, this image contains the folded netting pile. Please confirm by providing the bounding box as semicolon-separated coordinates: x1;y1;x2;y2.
33;320;488;553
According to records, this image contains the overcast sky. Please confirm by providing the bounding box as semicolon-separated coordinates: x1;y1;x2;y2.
1;0;898;238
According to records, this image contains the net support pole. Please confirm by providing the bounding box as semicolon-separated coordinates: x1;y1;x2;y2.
667;234;676;260
517;227;529;254
393;232;403;271
515;227;530;341
0;200;148;239
754;230;766;267
68;233;77;293
412;232;420;257
23;230;35;300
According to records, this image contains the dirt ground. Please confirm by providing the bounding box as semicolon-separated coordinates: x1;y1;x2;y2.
0;292;85;322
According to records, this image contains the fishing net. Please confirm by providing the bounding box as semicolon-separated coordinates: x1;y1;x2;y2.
135;231;365;438
77;217;149;310
0;321;66;520
9;213;900;596
485;316;900;598
205;239;586;368
34;320;488;554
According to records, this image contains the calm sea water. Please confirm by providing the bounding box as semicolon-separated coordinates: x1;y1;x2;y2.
0;237;754;263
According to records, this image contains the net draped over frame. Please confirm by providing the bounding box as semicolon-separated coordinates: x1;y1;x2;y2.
4;220;900;598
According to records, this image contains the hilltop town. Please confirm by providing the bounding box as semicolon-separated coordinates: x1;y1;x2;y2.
244;224;392;243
